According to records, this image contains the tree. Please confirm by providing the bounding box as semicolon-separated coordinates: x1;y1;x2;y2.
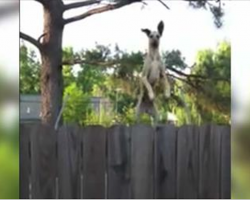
172;41;231;125
20;0;150;126
20;0;224;126
20;40;230;125
75;46;109;93
184;0;224;28
63;83;91;125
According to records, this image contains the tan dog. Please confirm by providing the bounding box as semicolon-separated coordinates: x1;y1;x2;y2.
136;21;171;122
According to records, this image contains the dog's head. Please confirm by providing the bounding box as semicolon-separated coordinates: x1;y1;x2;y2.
141;21;164;49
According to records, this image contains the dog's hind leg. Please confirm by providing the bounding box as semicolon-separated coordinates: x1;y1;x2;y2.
141;76;155;100
135;100;142;123
146;101;158;126
152;101;159;126
160;64;171;99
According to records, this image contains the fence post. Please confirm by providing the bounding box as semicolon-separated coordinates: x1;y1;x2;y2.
131;124;154;199
199;124;222;198
177;125;199;198
82;125;106;198
57;125;81;198
30;124;57;198
155;124;177;199
107;125;131;199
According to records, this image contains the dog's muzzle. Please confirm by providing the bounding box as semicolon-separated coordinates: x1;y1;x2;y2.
151;40;159;48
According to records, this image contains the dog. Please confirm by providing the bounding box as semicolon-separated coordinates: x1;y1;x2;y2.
136;21;171;123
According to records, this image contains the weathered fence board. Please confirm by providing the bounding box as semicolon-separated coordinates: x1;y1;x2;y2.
155;124;177;199
20;124;31;199
30;124;56;199
82;125;106;198
57;126;81;199
199;124;222;198
107;125;131;199
177;125;199;199
20;123;230;199
220;126;231;199
131;124;154;199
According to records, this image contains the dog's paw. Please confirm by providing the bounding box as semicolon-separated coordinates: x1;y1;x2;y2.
164;89;171;99
149;92;155;100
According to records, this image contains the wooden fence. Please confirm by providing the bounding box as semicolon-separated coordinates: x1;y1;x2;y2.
20;123;230;199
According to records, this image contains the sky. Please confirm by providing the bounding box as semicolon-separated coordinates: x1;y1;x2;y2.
20;0;231;65
16;0;250;122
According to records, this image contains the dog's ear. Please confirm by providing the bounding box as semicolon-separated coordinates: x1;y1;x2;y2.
157;21;164;36
141;28;151;37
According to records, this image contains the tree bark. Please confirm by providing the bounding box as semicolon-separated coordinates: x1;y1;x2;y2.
40;1;64;126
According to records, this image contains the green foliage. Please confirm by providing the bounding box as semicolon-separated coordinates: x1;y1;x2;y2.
75;46;108;94
77;63;105;94
63;83;91;126
191;41;230;123
163;50;188;70
21;41;230;126
62;47;77;88
20;45;40;94
114;106;152;125
172;41;230;125
84;106;115;127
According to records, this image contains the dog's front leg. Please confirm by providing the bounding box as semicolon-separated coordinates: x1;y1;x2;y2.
141;76;155;100
160;66;171;99
141;60;155;100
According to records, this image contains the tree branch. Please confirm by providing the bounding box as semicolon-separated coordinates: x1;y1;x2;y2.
167;65;200;79
157;0;170;10
62;57;229;83
20;32;42;51
168;74;198;90
64;0;141;25
38;33;47;44
63;0;101;11
62;59;116;67
167;65;229;82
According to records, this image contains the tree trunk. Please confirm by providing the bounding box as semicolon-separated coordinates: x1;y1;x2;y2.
40;1;64;126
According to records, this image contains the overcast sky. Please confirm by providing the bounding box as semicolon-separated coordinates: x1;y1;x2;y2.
20;0;231;65
0;0;249;122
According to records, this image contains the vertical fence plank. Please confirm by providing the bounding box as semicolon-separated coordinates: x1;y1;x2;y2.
199;124;222;198
57;126;81;198
155;124;177;199
107;125;131;199
177;125;199;198
131;124;154;199
20;124;31;199
30;124;56;199
82;125;106;199
220;126;231;199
